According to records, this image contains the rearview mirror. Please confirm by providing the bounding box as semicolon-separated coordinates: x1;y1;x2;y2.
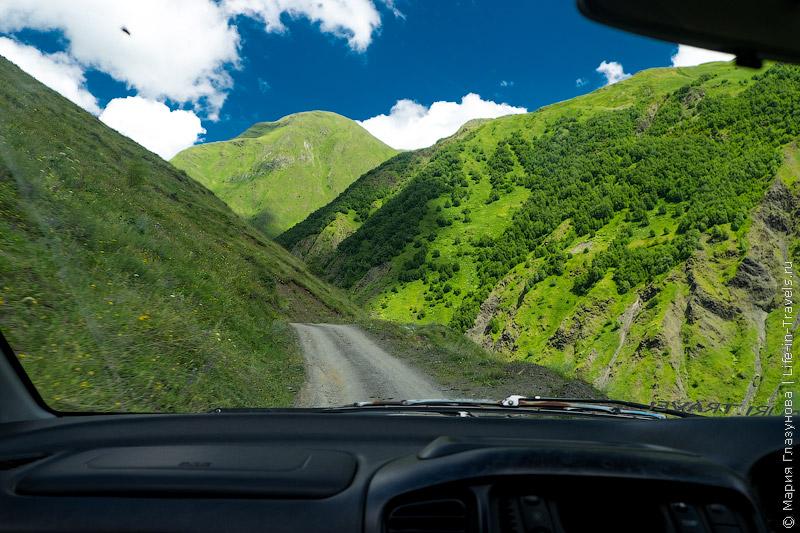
577;0;800;68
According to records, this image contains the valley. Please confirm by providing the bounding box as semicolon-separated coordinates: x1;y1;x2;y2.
279;62;800;409
2;52;798;413
0;56;590;412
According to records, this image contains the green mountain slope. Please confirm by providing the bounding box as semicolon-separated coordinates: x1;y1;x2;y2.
171;111;397;237
277;120;484;268
0;57;358;413
283;62;800;409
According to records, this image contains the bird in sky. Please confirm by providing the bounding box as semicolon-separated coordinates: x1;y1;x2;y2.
121;26;131;36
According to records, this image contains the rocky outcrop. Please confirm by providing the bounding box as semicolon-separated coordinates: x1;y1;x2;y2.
636;102;659;133
685;258;739;321
548;298;612;350
681;86;705;108
467;279;513;350
685;288;739;322
548;325;576;351
467;293;501;348
729;257;775;310
729;178;799;311
494;328;518;353
637;333;667;353
594;296;643;389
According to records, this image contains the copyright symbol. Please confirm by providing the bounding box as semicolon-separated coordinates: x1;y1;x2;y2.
784;516;795;528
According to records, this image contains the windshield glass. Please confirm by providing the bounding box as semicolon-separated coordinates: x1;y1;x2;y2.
0;1;797;416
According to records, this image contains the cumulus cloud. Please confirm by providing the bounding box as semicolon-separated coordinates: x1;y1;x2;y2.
596;60;630;86
0;36;100;114
99;97;206;159
671;44;735;67
359;93;527;150
0;0;238;119
223;0;381;52
0;0;383;119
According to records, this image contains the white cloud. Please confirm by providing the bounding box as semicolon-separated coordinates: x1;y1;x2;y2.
0;36;100;114
223;0;381;52
99;97;206;160
499;80;514;87
596;60;631;86
0;0;383;119
575;77;588;88
359;93;527;150
0;1;238;120
671;44;734;67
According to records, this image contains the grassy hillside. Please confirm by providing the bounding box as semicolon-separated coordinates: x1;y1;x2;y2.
283;62;800;409
277;120;484;267
0;57;358;413
171;111;397;237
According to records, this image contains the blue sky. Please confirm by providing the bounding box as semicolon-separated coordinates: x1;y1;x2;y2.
217;1;671;140
0;1;732;157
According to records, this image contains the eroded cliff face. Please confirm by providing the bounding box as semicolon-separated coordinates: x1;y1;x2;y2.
467;146;799;407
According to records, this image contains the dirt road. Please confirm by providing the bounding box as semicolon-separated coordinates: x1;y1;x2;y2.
291;323;443;407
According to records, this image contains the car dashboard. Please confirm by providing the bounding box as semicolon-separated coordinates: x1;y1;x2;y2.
0;412;787;532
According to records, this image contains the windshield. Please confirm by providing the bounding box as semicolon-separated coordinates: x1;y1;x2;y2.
0;1;796;416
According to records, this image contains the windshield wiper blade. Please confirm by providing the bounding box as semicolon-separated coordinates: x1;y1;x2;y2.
329;396;692;419
209;397;695;419
499;395;697;418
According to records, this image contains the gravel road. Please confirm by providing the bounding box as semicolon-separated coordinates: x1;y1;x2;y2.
291;323;443;407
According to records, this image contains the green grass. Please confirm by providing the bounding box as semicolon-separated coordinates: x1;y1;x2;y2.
367;176;530;324
755;308;794;406
778;141;800;189
467;61;761;146
277;142;436;265
171;111;397;237
0;57;357;413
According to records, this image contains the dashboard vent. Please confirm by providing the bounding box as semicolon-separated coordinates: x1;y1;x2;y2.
496;494;555;533
386;497;471;533
497;496;524;533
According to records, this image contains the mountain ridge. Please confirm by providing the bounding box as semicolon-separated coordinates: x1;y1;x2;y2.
172;110;397;237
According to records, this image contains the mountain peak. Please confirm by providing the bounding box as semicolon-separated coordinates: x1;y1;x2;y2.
173;108;397;236
236;110;356;139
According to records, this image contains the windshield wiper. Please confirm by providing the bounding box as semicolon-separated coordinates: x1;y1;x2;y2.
497;395;696;419
210;396;696;419
318;395;695;420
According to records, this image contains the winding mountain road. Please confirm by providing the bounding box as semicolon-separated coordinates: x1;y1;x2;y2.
291;323;443;407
